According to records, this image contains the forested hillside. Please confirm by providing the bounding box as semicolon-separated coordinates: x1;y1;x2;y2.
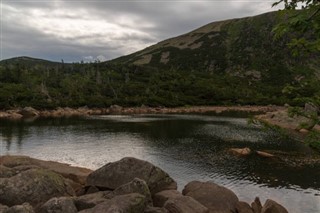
0;11;319;109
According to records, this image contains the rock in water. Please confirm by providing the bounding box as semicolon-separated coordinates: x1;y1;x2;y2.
39;197;77;213
0;169;74;208
261;199;288;213
86;157;177;195
182;181;239;213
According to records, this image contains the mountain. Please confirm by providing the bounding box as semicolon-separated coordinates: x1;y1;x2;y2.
0;11;319;109
111;11;319;79
0;56;63;67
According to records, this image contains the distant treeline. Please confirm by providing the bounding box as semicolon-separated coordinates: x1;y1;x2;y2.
0;60;319;109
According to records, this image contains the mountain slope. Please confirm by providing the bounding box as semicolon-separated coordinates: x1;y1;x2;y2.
111;11;319;81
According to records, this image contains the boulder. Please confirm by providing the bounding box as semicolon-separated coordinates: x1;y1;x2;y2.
251;197;262;213
261;199;288;213
18;107;39;118
229;148;252;156
0;156;92;185
3;203;34;213
0;204;9;212
304;102;319;114
86;157;177;195
182;181;239;213
163;196;209;213
236;201;254;213
0;165;14;178
78;193;146;213
74;191;112;211
39;197;77;213
112;178;152;204
144;206;169;213
0;168;74;208
153;190;182;207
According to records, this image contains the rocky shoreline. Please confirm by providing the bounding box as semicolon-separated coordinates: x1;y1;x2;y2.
0;105;283;120
0;155;289;213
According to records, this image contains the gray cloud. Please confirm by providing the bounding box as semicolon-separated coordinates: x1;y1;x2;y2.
1;0;278;62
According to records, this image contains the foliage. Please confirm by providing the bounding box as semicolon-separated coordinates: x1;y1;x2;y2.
272;0;320;55
306;130;320;150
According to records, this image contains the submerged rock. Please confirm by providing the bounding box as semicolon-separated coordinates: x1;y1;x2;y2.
182;181;239;213
86;157;177;195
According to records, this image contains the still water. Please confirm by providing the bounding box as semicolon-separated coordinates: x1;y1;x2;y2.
1;114;320;212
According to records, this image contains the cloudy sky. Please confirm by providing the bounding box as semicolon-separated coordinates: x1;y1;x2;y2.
1;0;279;62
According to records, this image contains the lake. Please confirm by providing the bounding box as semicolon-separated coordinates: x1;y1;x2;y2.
1;113;320;212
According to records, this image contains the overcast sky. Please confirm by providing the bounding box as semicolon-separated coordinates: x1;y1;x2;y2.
1;0;279;62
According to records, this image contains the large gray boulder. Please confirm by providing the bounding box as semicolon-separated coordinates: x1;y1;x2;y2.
182;181;239;213
86;157;177;195
261;199;288;213
0;169;74;208
78;193;146;213
163;196;209;213
39;197;77;213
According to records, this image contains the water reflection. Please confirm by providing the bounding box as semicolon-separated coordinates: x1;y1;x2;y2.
1;114;320;213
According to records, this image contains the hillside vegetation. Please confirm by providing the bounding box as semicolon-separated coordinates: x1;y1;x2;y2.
0;11;319;109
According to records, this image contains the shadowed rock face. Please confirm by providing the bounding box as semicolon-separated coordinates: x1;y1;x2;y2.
182;181;239;213
86;157;177;195
39;197;77;213
78;193;147;213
